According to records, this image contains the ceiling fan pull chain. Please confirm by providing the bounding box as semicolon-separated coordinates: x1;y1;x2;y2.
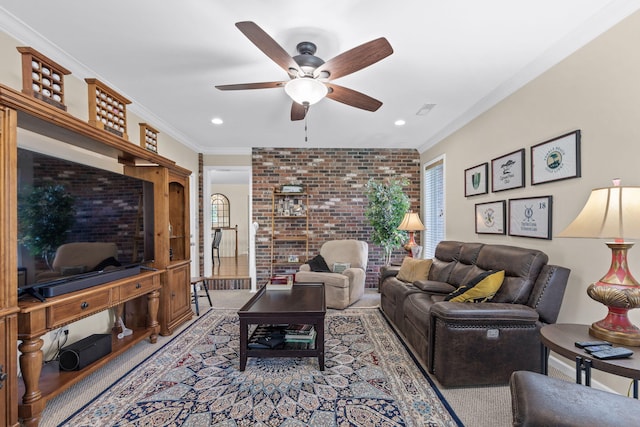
304;104;309;142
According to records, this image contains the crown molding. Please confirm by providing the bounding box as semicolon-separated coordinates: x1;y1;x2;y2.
0;6;203;154
417;1;640;154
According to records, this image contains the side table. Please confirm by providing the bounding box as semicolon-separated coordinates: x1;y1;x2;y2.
540;323;640;398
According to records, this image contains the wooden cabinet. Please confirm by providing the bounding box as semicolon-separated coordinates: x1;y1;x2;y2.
164;261;192;333
17;271;161;426
0;316;19;427
0;105;19;427
169;177;188;262
162;172;192;334
270;191;309;276
0;76;192;424
124;167;192;336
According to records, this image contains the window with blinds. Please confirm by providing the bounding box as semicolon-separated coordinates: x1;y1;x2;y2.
424;157;445;259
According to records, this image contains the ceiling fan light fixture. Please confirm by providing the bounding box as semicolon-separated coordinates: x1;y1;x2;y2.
284;77;328;106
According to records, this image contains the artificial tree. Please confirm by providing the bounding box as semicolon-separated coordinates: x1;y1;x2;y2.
18;184;75;269
364;178;410;265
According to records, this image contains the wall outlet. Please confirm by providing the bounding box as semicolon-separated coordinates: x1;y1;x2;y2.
51;326;69;339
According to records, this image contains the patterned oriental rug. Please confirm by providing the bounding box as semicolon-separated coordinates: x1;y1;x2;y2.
59;308;463;426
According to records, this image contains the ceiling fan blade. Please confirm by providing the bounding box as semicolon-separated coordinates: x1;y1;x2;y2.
235;21;301;76
291;102;307;121
314;37;393;80
215;81;286;91
326;83;383;112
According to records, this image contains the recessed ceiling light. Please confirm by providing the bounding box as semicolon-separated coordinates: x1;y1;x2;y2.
394;119;406;126
211;117;224;125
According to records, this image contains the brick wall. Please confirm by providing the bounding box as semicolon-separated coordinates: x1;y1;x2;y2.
252;148;421;288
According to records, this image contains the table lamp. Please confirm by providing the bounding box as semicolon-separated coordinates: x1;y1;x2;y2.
397;211;425;257
557;180;640;346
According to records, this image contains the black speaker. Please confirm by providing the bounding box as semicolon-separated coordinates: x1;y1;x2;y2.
59;333;112;371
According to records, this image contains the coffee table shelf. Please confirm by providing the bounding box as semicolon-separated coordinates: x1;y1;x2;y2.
238;283;325;371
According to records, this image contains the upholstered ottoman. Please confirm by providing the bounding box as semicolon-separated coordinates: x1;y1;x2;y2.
510;371;640;426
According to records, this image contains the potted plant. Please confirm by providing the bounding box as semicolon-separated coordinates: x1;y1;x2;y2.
365;178;410;265
18;184;75;269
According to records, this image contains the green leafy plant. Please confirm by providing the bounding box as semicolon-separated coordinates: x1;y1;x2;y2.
18;185;75;269
365;178;410;265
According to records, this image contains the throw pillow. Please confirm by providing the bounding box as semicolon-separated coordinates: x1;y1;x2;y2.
444;270;505;303
332;262;351;274
396;257;433;283
307;254;331;272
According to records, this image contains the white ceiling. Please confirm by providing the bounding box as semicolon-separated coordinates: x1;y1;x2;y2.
0;1;638;155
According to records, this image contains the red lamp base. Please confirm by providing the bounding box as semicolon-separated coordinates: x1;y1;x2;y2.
589;306;640;346
587;242;640;346
403;231;417;257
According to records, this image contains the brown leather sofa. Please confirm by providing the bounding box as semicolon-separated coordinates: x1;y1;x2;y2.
510;371;640;426
380;241;570;386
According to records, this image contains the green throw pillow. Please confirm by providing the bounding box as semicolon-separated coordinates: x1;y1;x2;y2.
332;262;351;274
444;270;505;303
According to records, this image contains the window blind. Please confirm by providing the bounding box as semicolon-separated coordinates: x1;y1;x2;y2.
424;158;444;259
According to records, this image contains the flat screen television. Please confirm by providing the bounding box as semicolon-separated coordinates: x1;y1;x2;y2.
17;147;155;299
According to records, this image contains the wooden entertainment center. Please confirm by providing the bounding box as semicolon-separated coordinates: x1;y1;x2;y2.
0;50;193;425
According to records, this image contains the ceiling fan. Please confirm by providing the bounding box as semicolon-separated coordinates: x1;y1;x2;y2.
215;21;393;121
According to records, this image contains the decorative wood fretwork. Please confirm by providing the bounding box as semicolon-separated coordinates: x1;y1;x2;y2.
85;78;131;140
17;47;71;111
139;123;159;153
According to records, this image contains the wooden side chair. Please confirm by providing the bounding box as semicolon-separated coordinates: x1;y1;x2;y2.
212;228;222;266
190;277;213;316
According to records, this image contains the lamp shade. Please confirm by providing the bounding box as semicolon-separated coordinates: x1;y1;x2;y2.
557;185;640;240
397;212;425;232
284;77;328;105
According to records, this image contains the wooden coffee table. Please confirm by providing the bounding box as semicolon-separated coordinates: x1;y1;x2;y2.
238;283;325;371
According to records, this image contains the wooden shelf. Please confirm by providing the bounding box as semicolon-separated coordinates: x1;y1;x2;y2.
17;46;71;111
271;261;306;266
270;190;309;276
139;122;159;153
17;327;152;402
274;236;308;242
0;83;184;171
86;78;131;139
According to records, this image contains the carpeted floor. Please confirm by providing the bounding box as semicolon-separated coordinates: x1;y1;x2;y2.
38;289;563;426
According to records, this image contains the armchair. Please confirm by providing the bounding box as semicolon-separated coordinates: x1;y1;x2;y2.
296;240;368;309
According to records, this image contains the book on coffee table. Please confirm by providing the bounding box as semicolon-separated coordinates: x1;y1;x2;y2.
266;275;293;290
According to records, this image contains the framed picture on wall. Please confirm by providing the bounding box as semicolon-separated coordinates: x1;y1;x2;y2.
475;200;506;234
491;149;525;192
531;130;581;185
464;163;488;197
508;196;553;239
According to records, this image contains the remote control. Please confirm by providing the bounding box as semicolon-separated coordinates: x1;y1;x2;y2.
575;340;611;348
583;345;613;353
590;347;633;360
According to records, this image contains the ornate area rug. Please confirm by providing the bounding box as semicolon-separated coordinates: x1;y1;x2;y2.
59;308;462;426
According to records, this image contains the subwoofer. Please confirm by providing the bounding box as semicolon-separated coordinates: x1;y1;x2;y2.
59;333;112;371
